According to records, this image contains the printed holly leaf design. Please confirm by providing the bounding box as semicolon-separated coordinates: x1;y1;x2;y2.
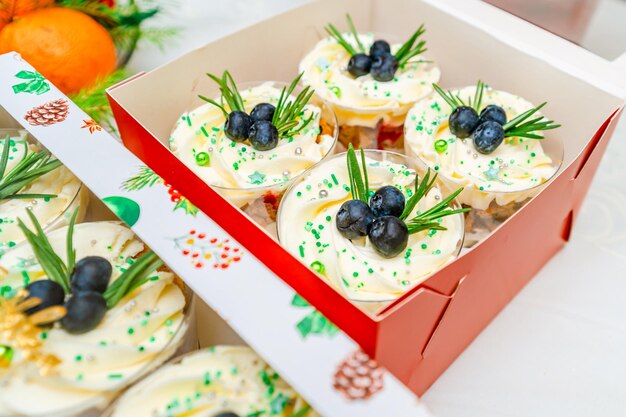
291;294;310;307
291;294;338;339
174;198;198;216
12;71;50;95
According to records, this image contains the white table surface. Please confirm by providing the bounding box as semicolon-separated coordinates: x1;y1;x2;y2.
128;1;626;416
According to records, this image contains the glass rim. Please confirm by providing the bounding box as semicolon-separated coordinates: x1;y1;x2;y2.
404;93;566;196
0;224;196;417
299;31;440;115
276;148;466;306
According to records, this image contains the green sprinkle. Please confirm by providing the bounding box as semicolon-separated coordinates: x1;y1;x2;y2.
195;152;210;166
310;261;325;275
434;139;448;154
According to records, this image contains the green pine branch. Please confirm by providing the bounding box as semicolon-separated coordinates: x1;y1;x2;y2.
121;166;161;191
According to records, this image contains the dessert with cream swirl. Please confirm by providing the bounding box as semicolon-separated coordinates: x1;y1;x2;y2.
108;346;319;417
404;83;561;211
170;72;336;211
0;220;190;417
278;148;465;302
299;15;440;148
0;131;86;257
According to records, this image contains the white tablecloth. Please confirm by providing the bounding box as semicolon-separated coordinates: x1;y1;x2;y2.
129;2;626;416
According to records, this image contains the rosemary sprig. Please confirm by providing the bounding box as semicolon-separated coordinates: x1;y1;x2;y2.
399;168;437;221
466;80;485;113
17;207;163;309
432;83;465;110
503;102;561;139
345;144;369;203
432;81;484;112
17;209;78;294
403;169;469;235
0;137;62;200
272;72;316;138
394;24;427;66
346;14;366;53
199;70;246;117
103;250;163;308
325;17;359;56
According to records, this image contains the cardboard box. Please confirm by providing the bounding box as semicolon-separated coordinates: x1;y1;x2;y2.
0;55;431;417
107;0;626;398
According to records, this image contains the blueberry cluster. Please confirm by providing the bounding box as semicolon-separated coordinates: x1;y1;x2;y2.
224;102;279;151
449;104;507;154
347;40;399;82
25;256;111;334
336;185;409;257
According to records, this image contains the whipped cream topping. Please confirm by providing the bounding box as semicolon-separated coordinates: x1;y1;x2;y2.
0;222;188;417
170;82;334;206
109;346;318;417
405;86;560;210
300;32;440;127
278;154;464;302
0;135;83;257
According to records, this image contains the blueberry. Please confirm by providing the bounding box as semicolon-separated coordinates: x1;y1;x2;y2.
370;53;398;82
248;120;279;151
479;104;507;125
369;40;391;59
224;111;252;142
368;216;409;258
449;106;479;138
472;120;505;154
348;53;372;78
24;280;65;315
61;291;107;334
250;103;276;123
336;200;376;240
215;413;240;417
70;256;112;294
369;186;405;218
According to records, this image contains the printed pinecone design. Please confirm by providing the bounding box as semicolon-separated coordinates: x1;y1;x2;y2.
333;349;384;400
24;99;69;126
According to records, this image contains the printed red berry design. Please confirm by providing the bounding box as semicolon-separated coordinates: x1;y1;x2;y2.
173;230;243;269
24;99;69;126
333;349;384;400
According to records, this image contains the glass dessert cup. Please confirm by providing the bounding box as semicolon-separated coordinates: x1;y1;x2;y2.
404;87;565;247
169;81;339;235
277;149;465;315
0;221;197;417
0;128;89;258
299;31;440;152
102;346;319;417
